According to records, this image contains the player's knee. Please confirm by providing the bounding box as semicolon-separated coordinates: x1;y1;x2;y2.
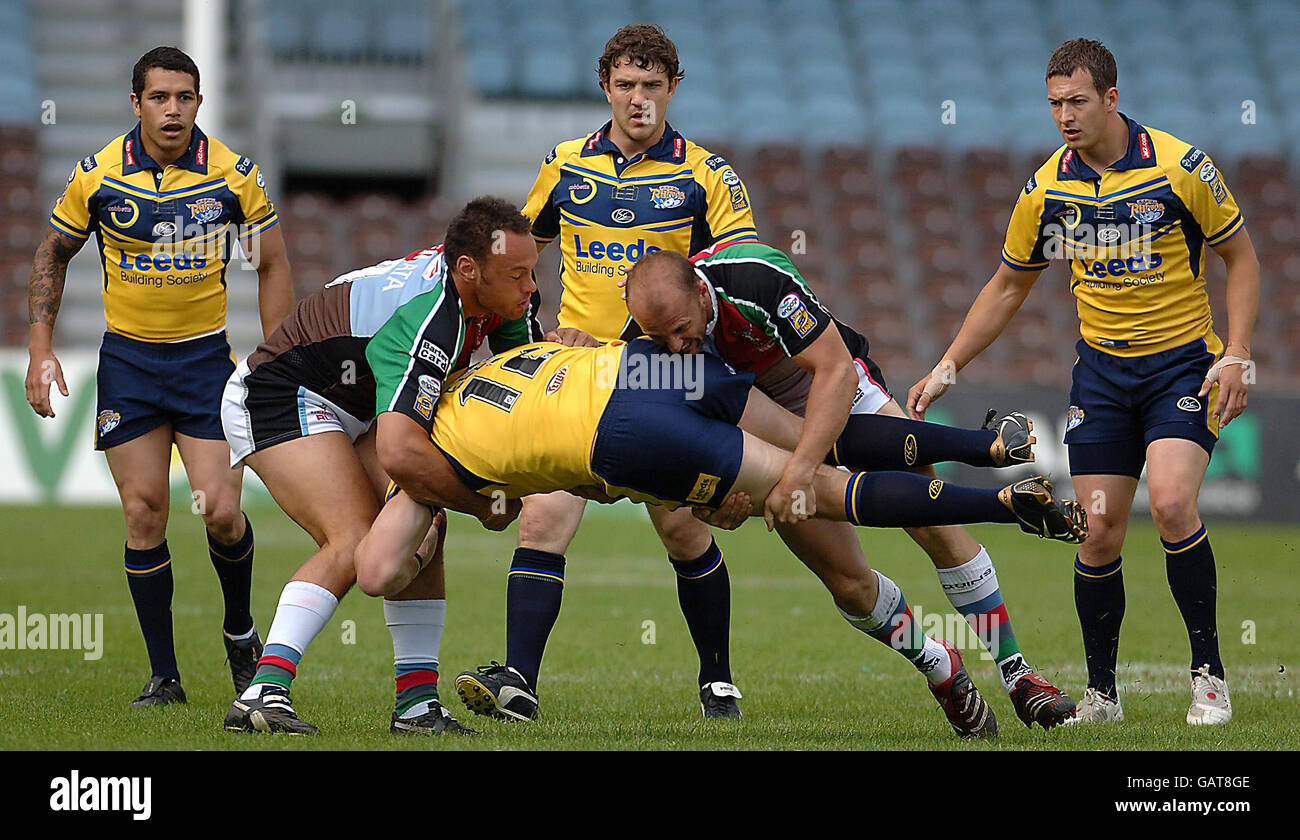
656;514;712;559
199;496;244;542
121;493;167;539
1147;490;1198;538
1078;516;1125;565
356;562;403;598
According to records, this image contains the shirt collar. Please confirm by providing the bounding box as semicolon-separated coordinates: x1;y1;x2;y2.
579;120;687;164
1056;113;1157;181
700;268;719;338
121;122;210;175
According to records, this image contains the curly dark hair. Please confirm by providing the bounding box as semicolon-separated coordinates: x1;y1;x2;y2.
597;23;684;88
443;196;533;269
132;46;200;98
1046;38;1117;95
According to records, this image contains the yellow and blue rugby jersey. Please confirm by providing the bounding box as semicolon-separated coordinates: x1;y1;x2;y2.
523;121;759;342
1002;115;1243;358
431;341;625;499
49;123;278;343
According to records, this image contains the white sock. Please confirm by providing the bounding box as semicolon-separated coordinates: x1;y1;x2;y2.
385;599;446;719
240;580;338;700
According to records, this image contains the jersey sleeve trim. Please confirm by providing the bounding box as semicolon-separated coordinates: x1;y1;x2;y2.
49;216;90;240
1205;213;1244;247
1001;250;1049;271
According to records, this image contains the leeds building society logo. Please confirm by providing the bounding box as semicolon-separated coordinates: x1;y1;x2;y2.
686;472;721;504
186;197;223;224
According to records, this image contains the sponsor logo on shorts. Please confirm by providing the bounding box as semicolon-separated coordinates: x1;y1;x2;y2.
777;293;817;338
904;434;918;466
417;340;450;371
1127;198;1164;224
1065;405;1085;432
686;473;722;505
649;184;686;210
97;410;121;437
928;479;944;500
545;365;567;395
611;207;635;224
1177;396;1202;412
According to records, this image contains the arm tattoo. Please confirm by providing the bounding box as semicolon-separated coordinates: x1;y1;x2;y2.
29;231;81;327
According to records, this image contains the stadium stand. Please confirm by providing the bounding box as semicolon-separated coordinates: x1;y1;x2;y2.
4;0;1297;387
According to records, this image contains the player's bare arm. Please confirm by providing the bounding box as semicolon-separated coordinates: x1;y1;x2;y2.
374;411;520;530
250;224;294;340
908;262;1041;418
25;227;85;418
763;326;857;527
1199;226;1260;427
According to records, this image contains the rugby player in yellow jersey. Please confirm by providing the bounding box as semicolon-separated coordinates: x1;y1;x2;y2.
909;39;1260;726
24;47;294;707
459;24;761;721
358;339;1088;736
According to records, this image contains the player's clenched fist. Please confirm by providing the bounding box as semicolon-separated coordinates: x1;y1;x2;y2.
907;359;957;420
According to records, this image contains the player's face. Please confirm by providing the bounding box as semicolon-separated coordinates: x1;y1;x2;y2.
472;230;538;320
603;59;677;146
1047;69;1115;150
633;279;710;354
130;68;202;159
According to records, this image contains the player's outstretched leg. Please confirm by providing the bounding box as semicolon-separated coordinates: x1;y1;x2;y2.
830;409;1035;470
224;432;379;735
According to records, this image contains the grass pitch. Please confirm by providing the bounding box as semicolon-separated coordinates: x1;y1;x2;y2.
1;503;1295;750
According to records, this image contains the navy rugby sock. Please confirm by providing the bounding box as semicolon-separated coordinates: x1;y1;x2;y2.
505;548;566;689
208;514;255;637
831;414;998;470
842;472;1015;527
1074;555;1125;698
670;539;732;687
125;541;179;681
1163;526;1223;679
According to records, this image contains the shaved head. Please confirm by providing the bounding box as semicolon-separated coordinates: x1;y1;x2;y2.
626;250;711;353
